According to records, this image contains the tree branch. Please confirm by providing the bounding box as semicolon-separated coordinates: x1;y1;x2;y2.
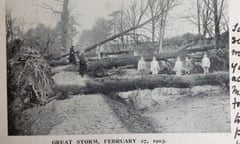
217;0;225;23
38;2;61;14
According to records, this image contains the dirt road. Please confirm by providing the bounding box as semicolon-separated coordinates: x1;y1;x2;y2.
49;94;128;135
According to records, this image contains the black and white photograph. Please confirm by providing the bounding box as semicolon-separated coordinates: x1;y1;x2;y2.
6;0;230;136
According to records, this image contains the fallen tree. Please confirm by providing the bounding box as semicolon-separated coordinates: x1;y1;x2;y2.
53;12;163;60
60;45;226;74
54;72;228;95
48;59;69;67
83;12;163;53
89;45;219;69
48;8;227;68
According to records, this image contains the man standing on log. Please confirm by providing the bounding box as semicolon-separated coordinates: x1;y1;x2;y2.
174;57;183;76
150;56;160;75
138;57;146;75
184;56;192;75
78;52;87;77
96;45;103;59
201;52;211;74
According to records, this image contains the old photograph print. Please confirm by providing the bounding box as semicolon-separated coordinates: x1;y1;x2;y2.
6;0;230;135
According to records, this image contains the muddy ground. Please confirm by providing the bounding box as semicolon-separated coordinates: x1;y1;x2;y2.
118;86;230;133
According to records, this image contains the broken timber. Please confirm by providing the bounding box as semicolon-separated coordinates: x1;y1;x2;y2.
55;72;228;95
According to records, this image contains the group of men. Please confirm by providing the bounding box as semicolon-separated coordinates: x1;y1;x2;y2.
69;44;103;77
138;52;211;75
69;46;87;77
69;45;211;77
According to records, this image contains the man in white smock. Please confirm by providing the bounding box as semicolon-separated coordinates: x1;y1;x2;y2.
173;57;183;76
150;56;160;75
96;45;103;59
184;56;192;75
201;52;211;74
138;57;146;74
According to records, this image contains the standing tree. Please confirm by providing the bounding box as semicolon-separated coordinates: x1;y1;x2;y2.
184;0;227;48
147;0;179;52
61;0;70;52
201;0;213;39
202;0;226;48
109;3;128;50
158;0;179;53
147;0;162;43
213;0;224;49
39;0;79;54
126;0;148;46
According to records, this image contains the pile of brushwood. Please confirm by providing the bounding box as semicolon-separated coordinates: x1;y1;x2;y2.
7;40;59;134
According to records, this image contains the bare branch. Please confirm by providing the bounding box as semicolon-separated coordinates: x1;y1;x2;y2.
202;0;214;13
217;0;225;23
137;2;149;25
38;2;61;14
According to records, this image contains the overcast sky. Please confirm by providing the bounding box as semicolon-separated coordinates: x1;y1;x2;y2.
7;0;202;41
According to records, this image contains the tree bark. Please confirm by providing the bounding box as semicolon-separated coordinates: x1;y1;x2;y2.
55;72;228;95
213;0;218;48
151;18;155;43
61;0;70;52
158;12;167;53
197;0;203;47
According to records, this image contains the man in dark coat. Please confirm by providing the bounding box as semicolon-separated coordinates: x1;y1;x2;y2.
69;46;76;64
78;52;87;77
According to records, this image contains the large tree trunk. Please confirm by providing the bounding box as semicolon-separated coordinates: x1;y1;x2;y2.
151;18;155;43
61;0;70;53
55;72;228;95
158;13;167;53
213;0;220;49
197;0;203;47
